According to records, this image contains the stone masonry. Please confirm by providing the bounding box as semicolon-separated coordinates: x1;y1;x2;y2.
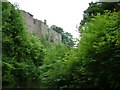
22;11;61;44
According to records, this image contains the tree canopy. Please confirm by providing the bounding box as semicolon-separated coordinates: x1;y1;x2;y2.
51;25;74;47
80;2;120;28
2;2;44;85
2;1;120;89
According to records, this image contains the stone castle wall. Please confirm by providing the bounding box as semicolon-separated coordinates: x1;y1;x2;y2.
22;11;61;43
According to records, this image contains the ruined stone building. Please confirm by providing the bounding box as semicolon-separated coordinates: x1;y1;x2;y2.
22;11;61;43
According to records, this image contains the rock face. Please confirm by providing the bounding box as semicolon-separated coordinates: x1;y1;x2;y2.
22;11;61;44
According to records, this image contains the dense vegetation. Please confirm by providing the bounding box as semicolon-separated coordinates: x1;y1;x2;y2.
51;25;74;47
2;1;120;89
2;2;45;86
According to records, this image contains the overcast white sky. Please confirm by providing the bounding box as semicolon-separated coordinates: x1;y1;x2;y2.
8;0;97;38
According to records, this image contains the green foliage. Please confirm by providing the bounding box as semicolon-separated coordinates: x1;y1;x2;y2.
39;45;77;87
2;2;44;84
51;25;64;34
39;11;120;88
2;61;15;82
2;1;120;89
80;2;120;28
51;25;74;47
73;11;120;88
44;43;69;65
62;32;74;47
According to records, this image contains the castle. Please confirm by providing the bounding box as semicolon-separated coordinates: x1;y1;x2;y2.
22;11;62;43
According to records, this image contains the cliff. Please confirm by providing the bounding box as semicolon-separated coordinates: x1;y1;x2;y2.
22;11;61;44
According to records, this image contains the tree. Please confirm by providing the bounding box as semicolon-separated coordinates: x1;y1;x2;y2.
50;25;64;34
80;2;120;28
75;11;120;88
51;25;74;47
2;2;44;87
62;32;74;47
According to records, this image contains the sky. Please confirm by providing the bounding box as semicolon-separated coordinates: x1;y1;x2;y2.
8;0;97;38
